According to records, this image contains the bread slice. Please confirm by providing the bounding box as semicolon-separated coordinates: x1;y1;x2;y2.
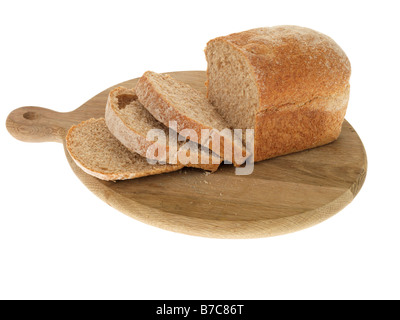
135;71;250;166
205;25;351;162
66;118;183;181
105;86;221;172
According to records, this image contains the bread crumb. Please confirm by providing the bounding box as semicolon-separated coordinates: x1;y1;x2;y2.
204;180;208;184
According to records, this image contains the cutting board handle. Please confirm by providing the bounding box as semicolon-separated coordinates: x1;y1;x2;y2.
6;106;77;143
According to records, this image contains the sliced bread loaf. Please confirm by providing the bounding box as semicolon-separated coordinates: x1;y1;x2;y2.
135;71;250;166
205;26;351;162
66;118;183;181
105;86;221;172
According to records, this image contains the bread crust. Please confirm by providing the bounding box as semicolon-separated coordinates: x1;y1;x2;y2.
254;86;349;161
206;25;351;162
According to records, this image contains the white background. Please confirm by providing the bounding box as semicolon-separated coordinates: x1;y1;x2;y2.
1;0;399;300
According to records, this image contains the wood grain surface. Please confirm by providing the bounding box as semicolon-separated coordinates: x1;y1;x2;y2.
6;71;367;238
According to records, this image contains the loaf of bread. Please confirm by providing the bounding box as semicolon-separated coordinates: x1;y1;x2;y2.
68;25;350;182
205;25;351;162
66;118;183;181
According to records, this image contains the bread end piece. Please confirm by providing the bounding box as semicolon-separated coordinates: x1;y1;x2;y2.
66;118;183;181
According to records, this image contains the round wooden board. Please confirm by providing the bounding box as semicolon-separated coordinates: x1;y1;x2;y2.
6;71;367;238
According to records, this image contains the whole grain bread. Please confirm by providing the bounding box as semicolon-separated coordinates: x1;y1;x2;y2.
205;25;351;162
105;86;221;172
66;118;183;181
135;71;250;166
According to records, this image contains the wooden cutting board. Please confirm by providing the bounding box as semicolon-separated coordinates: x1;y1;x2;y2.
6;71;367;238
